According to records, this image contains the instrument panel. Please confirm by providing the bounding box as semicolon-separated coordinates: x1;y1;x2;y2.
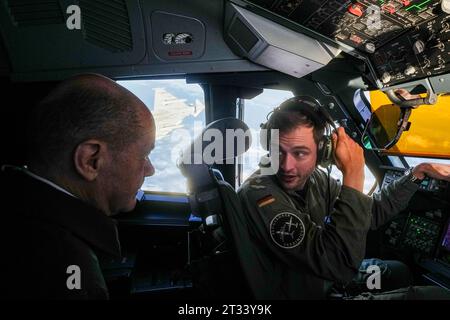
244;0;450;86
381;168;450;193
372;12;450;85
380;167;449;256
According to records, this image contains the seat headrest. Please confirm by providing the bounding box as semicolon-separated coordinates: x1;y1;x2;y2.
178;117;251;167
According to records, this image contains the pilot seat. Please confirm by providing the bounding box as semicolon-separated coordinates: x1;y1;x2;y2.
179;117;259;299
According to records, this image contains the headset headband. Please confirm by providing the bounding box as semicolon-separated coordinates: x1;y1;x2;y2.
265;96;336;131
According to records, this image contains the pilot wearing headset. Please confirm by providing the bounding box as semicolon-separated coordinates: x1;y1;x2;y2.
237;96;450;300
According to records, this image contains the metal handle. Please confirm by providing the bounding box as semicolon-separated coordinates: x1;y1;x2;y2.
386;89;437;108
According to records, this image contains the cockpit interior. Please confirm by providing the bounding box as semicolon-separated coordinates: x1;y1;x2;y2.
0;0;449;300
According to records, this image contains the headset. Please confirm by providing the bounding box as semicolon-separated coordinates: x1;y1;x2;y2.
260;95;337;168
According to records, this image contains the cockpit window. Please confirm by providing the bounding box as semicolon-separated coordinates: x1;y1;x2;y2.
118;79;205;193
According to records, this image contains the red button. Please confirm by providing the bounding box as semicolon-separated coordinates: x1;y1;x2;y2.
350;34;363;44
348;4;364;17
382;4;396;14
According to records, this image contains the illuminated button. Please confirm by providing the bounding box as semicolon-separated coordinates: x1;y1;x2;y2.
348;3;364;17
349;34;363;44
401;0;411;6
382;4;396;14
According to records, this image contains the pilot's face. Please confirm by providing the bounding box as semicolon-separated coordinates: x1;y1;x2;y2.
103;111;155;215
276;125;317;191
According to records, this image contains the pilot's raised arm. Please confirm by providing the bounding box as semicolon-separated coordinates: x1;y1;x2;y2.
370;163;450;229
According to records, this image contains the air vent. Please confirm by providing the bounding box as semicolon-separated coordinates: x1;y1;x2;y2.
80;0;133;53
7;0;64;27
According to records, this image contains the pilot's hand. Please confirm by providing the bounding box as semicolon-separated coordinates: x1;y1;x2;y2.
332;127;365;192
412;163;450;181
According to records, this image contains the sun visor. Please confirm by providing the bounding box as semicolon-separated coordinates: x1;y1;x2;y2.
224;3;341;78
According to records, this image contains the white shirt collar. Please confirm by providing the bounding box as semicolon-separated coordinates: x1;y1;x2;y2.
2;165;77;199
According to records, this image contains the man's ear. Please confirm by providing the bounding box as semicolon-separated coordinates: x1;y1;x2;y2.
73;140;106;181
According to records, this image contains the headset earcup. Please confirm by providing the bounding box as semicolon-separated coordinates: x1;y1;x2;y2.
317;138;324;167
318;136;333;167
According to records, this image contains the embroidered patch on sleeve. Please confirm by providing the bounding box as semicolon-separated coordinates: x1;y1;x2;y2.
270;212;305;249
257;195;275;208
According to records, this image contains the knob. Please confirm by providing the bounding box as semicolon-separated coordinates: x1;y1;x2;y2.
442;21;450;32
413;40;426;54
381;72;391;83
404;65;416;76
442;0;450;14
365;42;376;53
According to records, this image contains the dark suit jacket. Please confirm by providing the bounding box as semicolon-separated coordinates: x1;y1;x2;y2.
0;167;121;299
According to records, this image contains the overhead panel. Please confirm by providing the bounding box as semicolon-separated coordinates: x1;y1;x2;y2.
240;0;450;88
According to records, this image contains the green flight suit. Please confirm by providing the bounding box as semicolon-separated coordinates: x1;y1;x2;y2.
237;168;420;299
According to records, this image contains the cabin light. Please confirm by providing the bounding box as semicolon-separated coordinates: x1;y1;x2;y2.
442;0;450;13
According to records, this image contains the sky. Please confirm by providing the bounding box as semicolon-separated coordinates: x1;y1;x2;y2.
118;79;205;193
